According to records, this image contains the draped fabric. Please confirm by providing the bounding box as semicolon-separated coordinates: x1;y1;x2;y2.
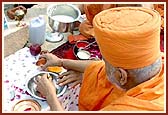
79;56;164;111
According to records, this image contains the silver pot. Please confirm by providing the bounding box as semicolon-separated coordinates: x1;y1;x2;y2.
47;4;81;33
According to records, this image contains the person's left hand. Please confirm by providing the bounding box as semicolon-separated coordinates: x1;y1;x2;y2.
36;74;56;98
57;70;83;88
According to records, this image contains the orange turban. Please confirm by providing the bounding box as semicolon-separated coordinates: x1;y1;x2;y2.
93;7;161;69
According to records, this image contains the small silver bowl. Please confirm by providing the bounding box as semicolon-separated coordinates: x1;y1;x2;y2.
26;71;67;100
76;50;91;60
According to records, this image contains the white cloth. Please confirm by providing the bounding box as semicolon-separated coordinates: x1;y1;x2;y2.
3;47;80;112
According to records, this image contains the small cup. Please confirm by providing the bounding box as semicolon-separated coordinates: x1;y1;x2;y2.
77;50;91;60
76;41;89;50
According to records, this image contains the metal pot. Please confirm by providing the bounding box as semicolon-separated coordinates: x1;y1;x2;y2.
47;4;81;33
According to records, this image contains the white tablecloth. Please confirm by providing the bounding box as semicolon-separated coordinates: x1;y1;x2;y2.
3;47;80;112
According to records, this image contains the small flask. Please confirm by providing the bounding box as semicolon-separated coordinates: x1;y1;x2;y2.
29;16;46;45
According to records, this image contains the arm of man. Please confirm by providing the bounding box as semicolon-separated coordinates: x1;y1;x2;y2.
62;59;95;73
36;74;65;111
46;93;64;111
40;53;95;73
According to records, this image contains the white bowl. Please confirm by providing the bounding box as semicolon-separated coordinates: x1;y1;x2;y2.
77;50;91;60
25;71;67;100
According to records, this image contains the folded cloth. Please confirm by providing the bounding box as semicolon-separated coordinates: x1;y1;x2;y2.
93;7;161;69
79;54;164;111
84;4;116;24
79;20;94;38
79;4;116;38
101;55;164;111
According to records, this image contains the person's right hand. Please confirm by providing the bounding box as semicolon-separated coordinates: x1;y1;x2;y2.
39;53;62;71
36;74;56;98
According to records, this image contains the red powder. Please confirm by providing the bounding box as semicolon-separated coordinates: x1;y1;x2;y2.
76;42;88;48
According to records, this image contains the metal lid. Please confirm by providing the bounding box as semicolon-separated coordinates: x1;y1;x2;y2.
13;99;41;111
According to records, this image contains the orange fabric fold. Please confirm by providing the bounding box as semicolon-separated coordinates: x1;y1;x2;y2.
84;4;116;24
93;7;161;69
79;54;164;111
101;56;164;111
79;4;116;38
79;20;95;38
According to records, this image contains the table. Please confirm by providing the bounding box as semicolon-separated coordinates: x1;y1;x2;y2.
3;47;80;112
3;4;86;111
3;3;83;57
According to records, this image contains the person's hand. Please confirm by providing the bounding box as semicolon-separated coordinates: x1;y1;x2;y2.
39;53;62;70
57;70;83;88
36;74;56;98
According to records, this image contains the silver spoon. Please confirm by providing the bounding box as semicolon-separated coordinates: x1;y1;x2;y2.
78;41;96;51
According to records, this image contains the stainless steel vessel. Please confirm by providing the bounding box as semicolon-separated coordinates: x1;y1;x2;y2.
47;4;81;33
26;71;67;100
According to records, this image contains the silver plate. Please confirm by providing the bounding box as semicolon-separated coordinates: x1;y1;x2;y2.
26;71;67;100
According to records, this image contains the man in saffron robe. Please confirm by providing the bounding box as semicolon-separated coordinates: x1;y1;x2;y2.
35;6;164;111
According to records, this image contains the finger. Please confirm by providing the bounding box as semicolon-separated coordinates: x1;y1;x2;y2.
58;76;79;86
36;75;42;82
57;74;74;84
47;74;53;81
42;73;50;80
59;72;81;83
68;80;81;89
36;85;42;93
40;50;49;55
34;77;38;84
36;85;40;91
41;63;49;71
58;71;71;78
67;70;76;74
39;53;49;60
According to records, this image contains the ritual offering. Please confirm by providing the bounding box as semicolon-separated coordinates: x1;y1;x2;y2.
36;50;49;66
47;66;63;73
13;99;41;111
36;57;47;66
73;39;101;60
